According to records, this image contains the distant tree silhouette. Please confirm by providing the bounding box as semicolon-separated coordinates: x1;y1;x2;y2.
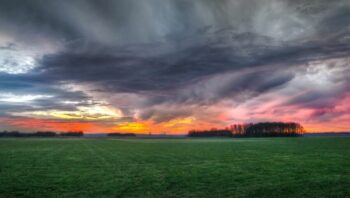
60;131;84;137
0;131;22;137
229;123;254;136
188;122;305;138
107;133;136;137
33;131;57;137
0;130;87;138
188;128;232;137
0;131;57;137
244;122;304;137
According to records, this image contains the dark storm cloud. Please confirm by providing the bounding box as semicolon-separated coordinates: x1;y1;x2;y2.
318;7;350;33
37;30;350;103
213;70;295;100
33;0;350;99
1;0;350;123
1;0;348;46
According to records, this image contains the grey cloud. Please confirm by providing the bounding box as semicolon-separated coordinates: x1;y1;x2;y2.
1;0;350;123
0;73;92;115
139;108;192;123
37;29;349;103
0;0;348;44
0;43;16;50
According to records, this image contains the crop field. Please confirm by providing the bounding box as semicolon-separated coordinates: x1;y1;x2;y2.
0;137;349;198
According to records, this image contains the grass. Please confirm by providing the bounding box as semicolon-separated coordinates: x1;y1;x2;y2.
0;137;349;198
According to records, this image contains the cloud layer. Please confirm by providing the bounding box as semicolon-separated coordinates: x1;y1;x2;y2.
0;0;349;132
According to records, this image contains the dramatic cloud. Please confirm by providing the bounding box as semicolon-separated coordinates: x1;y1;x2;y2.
0;0;349;133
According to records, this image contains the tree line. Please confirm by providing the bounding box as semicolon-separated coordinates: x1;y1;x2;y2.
107;133;136;137
0;131;84;138
243;122;305;137
0;131;138;138
188;122;305;137
188;129;233;137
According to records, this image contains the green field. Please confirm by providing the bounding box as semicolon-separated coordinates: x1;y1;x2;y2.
0;137;349;198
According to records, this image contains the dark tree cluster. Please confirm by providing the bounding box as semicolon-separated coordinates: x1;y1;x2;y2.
0;131;57;137
244;122;305;137
188;122;305;138
188;129;233;137
0;131;85;138
107;133;136;137
60;131;84;137
227;123;254;136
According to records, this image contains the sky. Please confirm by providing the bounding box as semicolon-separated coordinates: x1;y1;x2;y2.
0;0;349;133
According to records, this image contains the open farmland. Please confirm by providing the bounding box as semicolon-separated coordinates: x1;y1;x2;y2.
0;137;349;198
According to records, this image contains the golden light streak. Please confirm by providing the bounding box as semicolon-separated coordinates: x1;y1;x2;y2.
113;122;148;132
12;105;123;120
